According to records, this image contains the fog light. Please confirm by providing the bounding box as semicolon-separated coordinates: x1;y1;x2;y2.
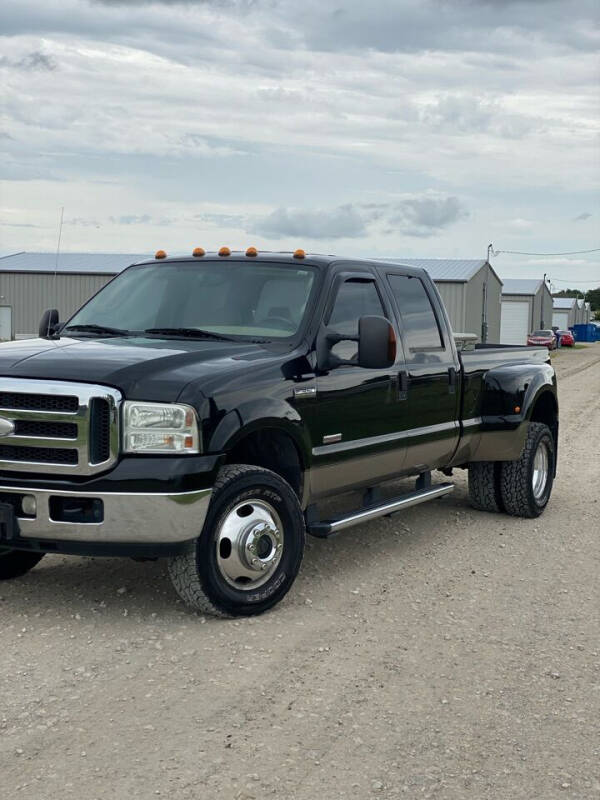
21;495;37;516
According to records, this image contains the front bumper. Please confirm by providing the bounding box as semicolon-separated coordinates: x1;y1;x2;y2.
0;484;212;548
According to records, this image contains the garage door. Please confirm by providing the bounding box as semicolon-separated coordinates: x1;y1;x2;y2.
552;311;570;329
501;300;530;344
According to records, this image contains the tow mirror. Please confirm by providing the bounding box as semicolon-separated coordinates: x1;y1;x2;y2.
317;315;396;371
358;315;396;369
39;309;59;339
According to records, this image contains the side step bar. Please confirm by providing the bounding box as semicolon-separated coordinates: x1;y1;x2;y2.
306;483;454;539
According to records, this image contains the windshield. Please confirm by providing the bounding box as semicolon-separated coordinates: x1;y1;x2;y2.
66;260;317;340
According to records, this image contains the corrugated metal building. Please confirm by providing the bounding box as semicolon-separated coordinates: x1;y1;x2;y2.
576;299;587;324
584;302;592;323
0;252;149;339
499;278;553;344
552;297;578;329
380;259;503;341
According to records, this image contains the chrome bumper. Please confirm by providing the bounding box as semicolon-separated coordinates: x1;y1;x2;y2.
1;485;212;544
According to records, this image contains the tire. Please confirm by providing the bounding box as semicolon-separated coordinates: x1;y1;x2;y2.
168;465;305;617
468;461;503;513
499;422;555;518
0;548;44;580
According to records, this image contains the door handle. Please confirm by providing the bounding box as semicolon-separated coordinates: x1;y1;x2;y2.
448;367;457;394
398;370;409;401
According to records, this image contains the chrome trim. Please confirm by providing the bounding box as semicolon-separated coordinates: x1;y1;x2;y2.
293;387;317;399
2;485;212;544
322;433;342;445
308;483;454;535
0;378;121;476
313;421;458;456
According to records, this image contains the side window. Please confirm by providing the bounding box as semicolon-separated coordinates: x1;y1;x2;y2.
327;279;385;360
387;275;444;351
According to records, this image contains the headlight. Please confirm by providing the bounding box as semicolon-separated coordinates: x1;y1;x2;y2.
123;401;200;454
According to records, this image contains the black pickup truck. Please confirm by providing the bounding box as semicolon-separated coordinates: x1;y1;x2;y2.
0;249;558;616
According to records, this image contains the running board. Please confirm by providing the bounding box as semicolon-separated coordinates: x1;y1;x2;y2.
306;483;454;538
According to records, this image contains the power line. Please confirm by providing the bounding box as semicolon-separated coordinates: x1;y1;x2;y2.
491;247;600;257
549;277;600;285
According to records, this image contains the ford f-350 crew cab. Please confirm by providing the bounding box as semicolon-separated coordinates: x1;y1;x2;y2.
0;249;558;616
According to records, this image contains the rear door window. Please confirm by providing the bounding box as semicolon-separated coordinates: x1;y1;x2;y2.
387;274;444;352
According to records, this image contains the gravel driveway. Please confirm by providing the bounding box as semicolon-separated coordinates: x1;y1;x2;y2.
2;346;599;800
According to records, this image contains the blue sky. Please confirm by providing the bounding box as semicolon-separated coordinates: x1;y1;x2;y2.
0;0;598;288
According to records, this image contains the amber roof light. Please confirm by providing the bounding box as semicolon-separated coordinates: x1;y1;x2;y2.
155;250;167;259
293;249;306;259
246;246;258;257
218;246;231;257
192;247;205;258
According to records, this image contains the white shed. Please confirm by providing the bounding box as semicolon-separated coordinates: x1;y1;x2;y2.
500;278;553;345
552;297;577;329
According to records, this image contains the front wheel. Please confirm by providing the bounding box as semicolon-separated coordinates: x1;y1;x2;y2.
168;465;305;617
499;422;555;518
0;548;45;580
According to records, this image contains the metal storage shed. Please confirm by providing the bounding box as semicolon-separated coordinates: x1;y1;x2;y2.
584;302;592;323
379;259;502;342
576;299;586;324
552;297;577;329
0;252;149;340
499;278;553;345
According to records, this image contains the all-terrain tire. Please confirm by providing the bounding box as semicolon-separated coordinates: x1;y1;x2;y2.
468;461;503;513
168;464;305;617
0;549;45;580
499;422;555;518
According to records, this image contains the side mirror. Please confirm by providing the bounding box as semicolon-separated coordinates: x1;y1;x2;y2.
39;309;59;339
358;315;396;369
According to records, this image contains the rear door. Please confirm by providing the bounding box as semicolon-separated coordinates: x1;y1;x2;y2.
383;271;461;472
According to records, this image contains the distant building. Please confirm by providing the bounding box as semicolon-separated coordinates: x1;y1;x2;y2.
0;252;149;339
500;278;553;344
552;297;578;329
380;259;502;341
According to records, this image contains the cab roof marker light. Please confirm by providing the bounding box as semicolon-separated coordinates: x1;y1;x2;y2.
155;250;167;260
293;249;306;259
218;246;231;257
246;246;258;257
192;247;205;258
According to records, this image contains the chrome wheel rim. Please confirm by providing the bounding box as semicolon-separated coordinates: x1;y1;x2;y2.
532;440;549;500
216;499;284;590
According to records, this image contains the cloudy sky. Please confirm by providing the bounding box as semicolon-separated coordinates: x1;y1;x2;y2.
1;0;598;287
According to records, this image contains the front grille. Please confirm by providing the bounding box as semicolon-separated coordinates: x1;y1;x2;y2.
13;420;78;439
0;444;78;465
0;378;121;476
0;392;79;413
90;398;111;464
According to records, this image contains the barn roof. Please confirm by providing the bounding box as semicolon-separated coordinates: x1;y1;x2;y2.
501;278;544;295
552;297;577;309
379;258;501;284
0;252;150;274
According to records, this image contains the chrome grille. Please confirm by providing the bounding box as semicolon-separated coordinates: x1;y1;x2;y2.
0;378;121;475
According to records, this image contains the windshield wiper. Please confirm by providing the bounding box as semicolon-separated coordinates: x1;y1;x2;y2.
144;327;233;341
65;323;131;336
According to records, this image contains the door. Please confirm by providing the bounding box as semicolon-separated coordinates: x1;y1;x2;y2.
311;273;406;498
0;307;12;341
501;300;530;344
385;273;461;473
552;311;569;329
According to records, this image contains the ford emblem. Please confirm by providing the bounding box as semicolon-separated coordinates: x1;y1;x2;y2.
0;418;15;437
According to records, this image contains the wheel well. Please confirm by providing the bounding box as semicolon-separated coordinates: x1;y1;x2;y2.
226;429;304;497
530;391;558;444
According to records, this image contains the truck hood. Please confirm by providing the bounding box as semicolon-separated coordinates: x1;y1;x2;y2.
0;336;269;402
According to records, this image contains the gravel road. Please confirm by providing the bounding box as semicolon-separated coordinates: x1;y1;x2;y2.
2;346;599;800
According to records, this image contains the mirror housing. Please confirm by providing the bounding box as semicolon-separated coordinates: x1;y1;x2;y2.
317;315;396;371
39;309;59;339
357;315;396;369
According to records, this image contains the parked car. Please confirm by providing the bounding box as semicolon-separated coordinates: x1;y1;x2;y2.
0;249;558;616
527;329;557;350
556;329;574;347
